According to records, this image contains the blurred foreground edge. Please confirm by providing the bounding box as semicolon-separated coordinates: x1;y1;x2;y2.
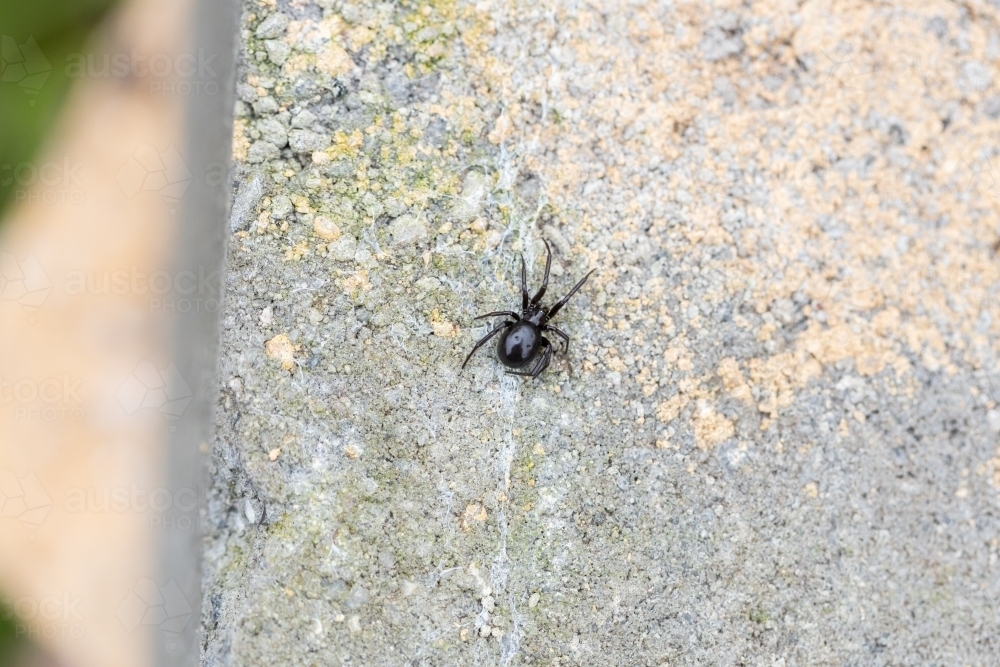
157;0;239;666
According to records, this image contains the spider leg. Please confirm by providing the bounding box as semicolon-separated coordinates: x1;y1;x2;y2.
474;310;520;320
544;269;595;322
530;339;554;378
503;364;539;377
530;240;553;305
520;254;529;312
543;324;570;352
461;321;511;369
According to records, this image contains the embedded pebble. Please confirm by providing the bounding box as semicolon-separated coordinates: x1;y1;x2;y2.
292;110;317;128
344;585;369;610
415;276;441;292
388;214;429;246
327;235;358;261
230;171;268;231
450;171;491;223
270;195;292;220
255;13;289;38
257;118;288;148
244;498;258;525
264;40;290;65
248;140;279;163
313;216;341;241
252;96;278;115
289;129;331;153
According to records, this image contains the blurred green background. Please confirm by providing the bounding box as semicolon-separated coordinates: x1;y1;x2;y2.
0;606;26;667
1;0;120;219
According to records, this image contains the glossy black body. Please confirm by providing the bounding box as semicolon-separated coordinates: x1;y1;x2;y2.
462;241;594;379
497;322;540;368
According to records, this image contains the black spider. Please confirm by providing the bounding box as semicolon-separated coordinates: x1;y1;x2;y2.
462;241;594;379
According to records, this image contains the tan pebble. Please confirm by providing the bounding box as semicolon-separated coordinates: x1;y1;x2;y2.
431;321;457;337
313;215;341;241
268;448;281;461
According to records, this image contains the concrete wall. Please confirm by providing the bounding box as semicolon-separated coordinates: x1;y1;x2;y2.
203;0;1000;664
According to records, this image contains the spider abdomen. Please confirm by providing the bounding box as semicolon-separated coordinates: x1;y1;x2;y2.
497;322;540;368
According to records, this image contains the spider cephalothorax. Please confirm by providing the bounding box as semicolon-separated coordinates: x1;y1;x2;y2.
462;241;593;379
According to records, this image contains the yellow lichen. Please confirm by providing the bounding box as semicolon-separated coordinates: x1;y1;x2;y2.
691;402;736;450
317;43;353;77
232;119;250;161
717;358;753;405
265;334;298;371
459;503;487;531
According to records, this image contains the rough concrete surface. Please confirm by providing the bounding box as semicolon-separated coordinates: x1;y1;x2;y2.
203;0;1000;664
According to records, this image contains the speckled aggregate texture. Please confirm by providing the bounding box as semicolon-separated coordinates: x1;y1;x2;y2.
203;0;1000;664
